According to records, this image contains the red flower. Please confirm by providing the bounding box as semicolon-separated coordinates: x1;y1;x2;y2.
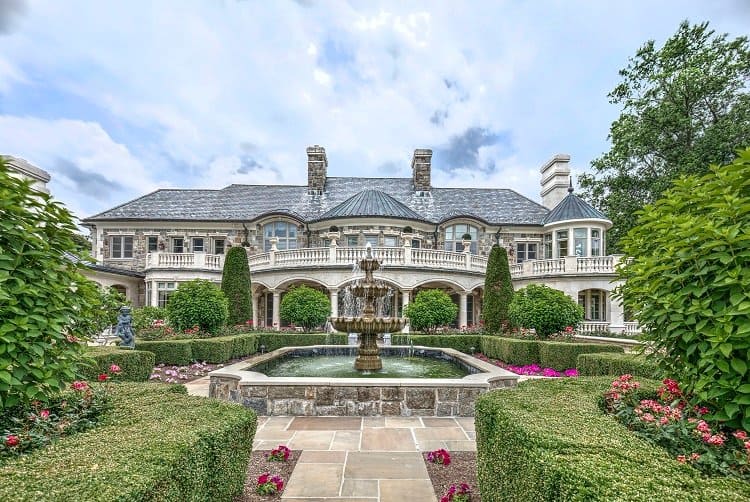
71;380;88;391
109;364;122;374
98;373;108;382
676;454;686;463
258;473;269;485
40;409;50;420
5;435;19;447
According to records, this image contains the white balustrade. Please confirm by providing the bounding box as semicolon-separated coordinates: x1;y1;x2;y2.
578;321;612;334
577;256;615;273
144;252;223;271
623;322;641;335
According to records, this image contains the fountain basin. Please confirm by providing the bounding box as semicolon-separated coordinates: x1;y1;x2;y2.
208;345;518;416
330;316;406;333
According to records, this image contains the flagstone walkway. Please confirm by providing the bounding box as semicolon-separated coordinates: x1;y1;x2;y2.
185;378;476;501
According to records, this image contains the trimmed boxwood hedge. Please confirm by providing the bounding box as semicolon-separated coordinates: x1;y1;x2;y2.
481;336;540;366
80;348;155;381
0;383;257;501
135;334;260;365
475;378;750;501
257;333;347;352
391;334;482;353
538;341;623;370
577;352;661;379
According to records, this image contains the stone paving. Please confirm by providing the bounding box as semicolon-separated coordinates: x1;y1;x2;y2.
185;378;475;501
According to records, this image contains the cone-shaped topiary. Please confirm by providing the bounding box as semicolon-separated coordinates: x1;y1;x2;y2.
482;244;514;333
221;246;252;325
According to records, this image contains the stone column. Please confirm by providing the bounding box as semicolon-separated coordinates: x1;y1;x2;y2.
251;293;259;328
272;290;281;331
151;280;159;307
401;289;411;332
329;289;339;318
459;292;468;328
609;291;625;331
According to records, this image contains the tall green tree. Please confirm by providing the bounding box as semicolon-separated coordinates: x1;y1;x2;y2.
579;21;750;251
0;159;98;408
221;246;252;325
482;245;513;333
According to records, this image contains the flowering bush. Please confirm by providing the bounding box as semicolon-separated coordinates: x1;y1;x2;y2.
426;448;451;465
148;361;222;383
0;364;121;459
256;473;284;495
440;483;471;502
603;375;750;479
473;354;578;378
266;445;290;462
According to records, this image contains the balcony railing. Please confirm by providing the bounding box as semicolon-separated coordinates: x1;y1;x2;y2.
145;252;224;271
248;245;488;273
510;256;621;279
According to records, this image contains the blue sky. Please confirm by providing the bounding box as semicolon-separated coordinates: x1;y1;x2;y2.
0;0;747;221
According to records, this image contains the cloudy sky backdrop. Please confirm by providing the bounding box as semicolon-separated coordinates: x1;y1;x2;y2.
0;0;747;221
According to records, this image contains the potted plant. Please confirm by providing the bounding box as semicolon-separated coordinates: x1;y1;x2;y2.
461;233;472;251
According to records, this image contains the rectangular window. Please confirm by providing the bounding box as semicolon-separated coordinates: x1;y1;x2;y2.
347;235;359;247
591;292;602;321
365;235;379;246
265;293;273;328
411;239;421;249
214;239;225;255
556;230;568;257
591;230;601;256
157;282;176;308
192;237;204;252
467;295;474;326
110;236;133;259
147;236;158;252
384;236;397;247
574;228;587;257
544;233;552;259
146;282;152;306
321;239;330;248
516;243;538;263
578;293;586;319
172;238;184;253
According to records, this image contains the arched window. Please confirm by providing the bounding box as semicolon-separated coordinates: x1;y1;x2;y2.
444;224;478;253
263;221;298;251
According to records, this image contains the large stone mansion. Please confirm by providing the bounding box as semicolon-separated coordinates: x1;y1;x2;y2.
4;148;633;334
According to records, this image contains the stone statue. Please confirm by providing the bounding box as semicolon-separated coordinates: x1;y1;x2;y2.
115;306;135;349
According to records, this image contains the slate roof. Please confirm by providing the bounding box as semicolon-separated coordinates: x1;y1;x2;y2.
84;177;552;226
316;189;427;222
542;187;609;224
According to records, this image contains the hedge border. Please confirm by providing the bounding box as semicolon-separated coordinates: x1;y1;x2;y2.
135;334;260;365
475;378;750;501
391;334;482;353
80;348;155;382
0;383;257;501
257;333;347;352
577;352;661;379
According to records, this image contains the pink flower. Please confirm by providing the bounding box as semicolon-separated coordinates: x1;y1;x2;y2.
641;413;655;423
732;430;748;441
98;373;108;382
690;453;700;461
563;368;579;377
5;435;19;447
257;473;269;485
676;454;686;463
109;364;122;374
659;416;669;425
744;441;750;451
696;420;710;433
40;409;50;420
71;380;88;391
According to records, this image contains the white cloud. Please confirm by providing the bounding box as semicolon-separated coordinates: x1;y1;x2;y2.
313;68;332;86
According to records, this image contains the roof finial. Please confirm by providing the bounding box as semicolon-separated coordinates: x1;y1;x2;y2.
568;176;574;194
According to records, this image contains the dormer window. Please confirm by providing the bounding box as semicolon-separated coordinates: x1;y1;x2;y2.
263;221;298;251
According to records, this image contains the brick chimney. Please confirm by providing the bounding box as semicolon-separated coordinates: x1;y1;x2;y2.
539;154;571;209
411;149;432;193
306;145;327;195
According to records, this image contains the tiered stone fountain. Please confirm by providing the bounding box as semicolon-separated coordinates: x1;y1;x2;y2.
330;244;406;371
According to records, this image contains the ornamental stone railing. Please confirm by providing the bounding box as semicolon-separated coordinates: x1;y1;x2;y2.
511;255;622;279
144;252;224;271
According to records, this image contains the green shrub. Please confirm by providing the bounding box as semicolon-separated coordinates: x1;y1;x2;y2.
577;352;662;379
481;336;540;366
221;246;252;325
80;348;155;381
166;279;228;333
404;289;458;333
0;159;99;409
482;245;514;333
230;333;260;358
391;334;482;353
132;306;167;333
618;151;750;428
475;378;750;501
508;284;584;338
258;333;347;352
279;285;331;330
135;340;193;365
538;341;623;370
0;383;257;501
190;338;234;363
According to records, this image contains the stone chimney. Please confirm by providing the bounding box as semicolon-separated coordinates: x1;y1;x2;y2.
306;145;327;195
539;154;571;209
411;148;432;193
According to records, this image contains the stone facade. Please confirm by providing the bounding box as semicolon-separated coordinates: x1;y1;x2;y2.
307;145;327;195
411;149;432;192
